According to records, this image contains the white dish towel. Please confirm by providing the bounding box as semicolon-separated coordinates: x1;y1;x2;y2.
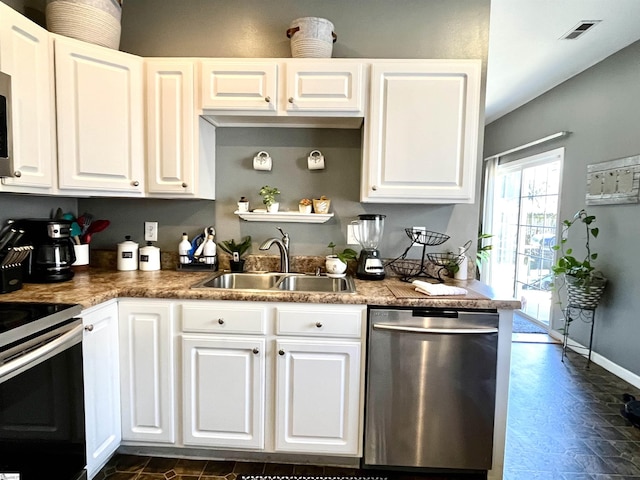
412;280;468;296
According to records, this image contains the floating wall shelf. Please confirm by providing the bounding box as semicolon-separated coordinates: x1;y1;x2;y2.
234;211;333;223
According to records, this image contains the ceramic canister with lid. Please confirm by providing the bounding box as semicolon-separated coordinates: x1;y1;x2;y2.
139;241;161;271
117;235;139;271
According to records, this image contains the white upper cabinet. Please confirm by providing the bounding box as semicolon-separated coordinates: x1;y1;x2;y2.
54;35;145;195
284;61;364;114
0;3;57;193
145;59;215;199
200;59;365;127
361;60;482;203
200;60;278;112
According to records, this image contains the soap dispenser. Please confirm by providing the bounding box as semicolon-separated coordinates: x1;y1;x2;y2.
178;232;192;264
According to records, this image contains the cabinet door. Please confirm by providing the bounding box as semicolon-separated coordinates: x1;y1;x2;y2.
82;302;121;479
119;301;176;443
200;60;277;112
54;36;144;194
275;338;361;455
182;335;265;449
285;61;364;114
362;60;481;203
146;59;195;195
0;4;56;192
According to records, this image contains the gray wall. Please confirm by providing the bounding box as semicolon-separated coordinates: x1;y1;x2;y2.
71;0;487;261
484;41;640;376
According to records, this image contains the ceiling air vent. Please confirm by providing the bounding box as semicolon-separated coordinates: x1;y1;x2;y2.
560;20;601;40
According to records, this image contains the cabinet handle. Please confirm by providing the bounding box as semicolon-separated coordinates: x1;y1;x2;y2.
278;349;285;356
252;348;259;355
217;318;225;325
315;322;323;328
14;170;22;178
288;97;294;104
264;96;271;103
84;324;94;332
372;185;378;191
132;180;140;187
181;182;188;188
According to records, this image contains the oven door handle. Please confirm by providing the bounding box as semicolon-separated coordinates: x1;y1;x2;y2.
0;322;83;384
373;323;499;335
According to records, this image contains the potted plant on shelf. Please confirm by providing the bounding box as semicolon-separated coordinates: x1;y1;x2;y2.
299;198;312;214
259;185;280;213
218;236;252;272
551;209;607;309
313;195;331;214
325;241;358;277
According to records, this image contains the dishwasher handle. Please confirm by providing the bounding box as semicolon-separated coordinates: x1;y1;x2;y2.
373;323;498;335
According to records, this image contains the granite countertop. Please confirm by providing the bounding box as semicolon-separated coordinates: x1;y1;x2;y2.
0;267;521;311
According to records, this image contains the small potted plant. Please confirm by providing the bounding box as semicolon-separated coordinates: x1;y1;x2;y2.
551;209;606;309
299;198;312;214
218;236;252;272
325;241;358;277
259;185;281;213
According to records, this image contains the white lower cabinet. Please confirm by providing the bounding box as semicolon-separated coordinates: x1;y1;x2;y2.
82;301;121;479
275;338;361;455
274;304;365;456
182;335;265;449
118;300;176;444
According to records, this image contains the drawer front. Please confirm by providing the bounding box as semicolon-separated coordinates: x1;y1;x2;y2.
276;305;364;338
182;302;266;334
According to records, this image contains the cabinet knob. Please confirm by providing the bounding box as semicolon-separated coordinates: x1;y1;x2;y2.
315;322;323;328
278;349;285;356
264;96;271;103
288;97;294;104
252;347;259;355
132;180;140;187
181;182;188;188
84;324;94;332
372;185;378;191
218;318;225;325
14;170;22;178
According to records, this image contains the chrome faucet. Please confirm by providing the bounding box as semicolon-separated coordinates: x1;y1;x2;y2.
259;226;290;273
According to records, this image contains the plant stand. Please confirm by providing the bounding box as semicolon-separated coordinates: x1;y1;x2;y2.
561;305;596;368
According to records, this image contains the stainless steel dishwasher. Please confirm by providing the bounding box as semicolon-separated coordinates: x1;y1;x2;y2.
364;307;499;472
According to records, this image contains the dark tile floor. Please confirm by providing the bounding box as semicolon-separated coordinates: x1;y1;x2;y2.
97;340;640;480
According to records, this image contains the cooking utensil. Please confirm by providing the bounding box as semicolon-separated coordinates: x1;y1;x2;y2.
78;212;93;235
82;219;110;244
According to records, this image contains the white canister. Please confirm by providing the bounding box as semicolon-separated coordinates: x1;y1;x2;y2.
139;242;161;271
117;236;139;271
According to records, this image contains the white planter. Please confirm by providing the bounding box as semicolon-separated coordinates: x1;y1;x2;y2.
299;204;312;214
325;255;347;277
267;202;280;213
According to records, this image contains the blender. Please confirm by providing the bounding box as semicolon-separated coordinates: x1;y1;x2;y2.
352;214;386;280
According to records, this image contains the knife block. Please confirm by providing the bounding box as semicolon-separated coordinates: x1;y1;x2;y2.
0;265;23;293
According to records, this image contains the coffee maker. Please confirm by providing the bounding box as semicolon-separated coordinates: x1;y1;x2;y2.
14;219;76;282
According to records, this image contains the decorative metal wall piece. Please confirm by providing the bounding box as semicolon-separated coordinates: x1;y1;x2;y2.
586;154;640;205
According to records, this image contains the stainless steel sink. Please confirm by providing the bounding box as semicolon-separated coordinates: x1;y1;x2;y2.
191;272;356;294
194;272;285;290
275;275;354;293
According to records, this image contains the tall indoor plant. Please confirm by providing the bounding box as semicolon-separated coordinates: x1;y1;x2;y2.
551;209;606;309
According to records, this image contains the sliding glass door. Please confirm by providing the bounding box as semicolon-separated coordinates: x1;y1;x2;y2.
488;149;563;326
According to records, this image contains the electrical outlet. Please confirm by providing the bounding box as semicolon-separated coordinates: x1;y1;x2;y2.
144;221;158;242
347;224;358;245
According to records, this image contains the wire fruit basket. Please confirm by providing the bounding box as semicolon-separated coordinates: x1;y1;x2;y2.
385;229;468;282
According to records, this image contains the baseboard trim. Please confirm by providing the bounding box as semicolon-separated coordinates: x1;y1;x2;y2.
549;329;640;389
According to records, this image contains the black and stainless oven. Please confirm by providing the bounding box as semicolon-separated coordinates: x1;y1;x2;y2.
0;302;86;480
0;71;12;178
